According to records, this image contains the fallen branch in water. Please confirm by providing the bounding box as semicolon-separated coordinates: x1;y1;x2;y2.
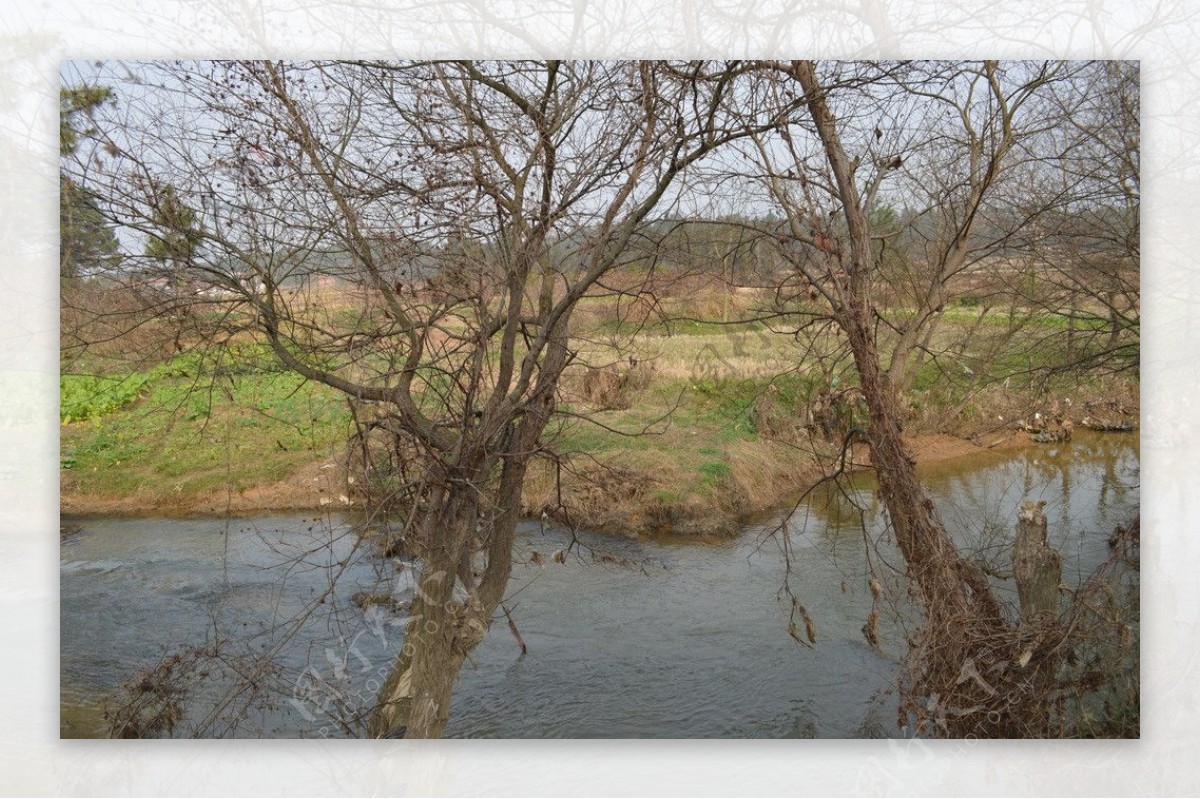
501;603;527;656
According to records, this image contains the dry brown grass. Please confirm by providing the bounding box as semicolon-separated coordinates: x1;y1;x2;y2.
904;378;1140;442
61;283;179;369
725;439;822;512
576;361;656;411
522;457;660;535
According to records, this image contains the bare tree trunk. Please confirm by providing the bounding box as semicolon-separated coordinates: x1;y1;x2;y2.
365;475;494;738
403;571;474;739
791;60;1017;734
370;580;467;738
793;59;1001;620
369;340;561;738
1107;291;1122;353
367;479;479;738
1013;500;1062;622
841;304;1003;623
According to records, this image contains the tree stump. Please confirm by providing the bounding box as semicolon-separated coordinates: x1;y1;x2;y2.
1013;500;1062;622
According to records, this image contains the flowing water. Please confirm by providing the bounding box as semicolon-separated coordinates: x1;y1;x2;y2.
60;432;1138;738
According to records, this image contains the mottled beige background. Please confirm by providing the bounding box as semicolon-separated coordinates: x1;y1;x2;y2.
1;1;1195;794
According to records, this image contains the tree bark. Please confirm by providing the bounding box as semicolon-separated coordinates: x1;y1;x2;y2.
788;62;1020;736
841;304;1004;624
369;338;562;739
792;59;1004;626
1013;500;1062;622
368;480;480;738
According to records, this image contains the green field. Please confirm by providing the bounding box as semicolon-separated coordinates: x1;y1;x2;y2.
60;291;1137;530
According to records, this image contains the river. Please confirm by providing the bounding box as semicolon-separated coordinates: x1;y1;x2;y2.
60;432;1139;738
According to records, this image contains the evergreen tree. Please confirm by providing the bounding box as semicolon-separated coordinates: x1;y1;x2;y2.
60;85;120;280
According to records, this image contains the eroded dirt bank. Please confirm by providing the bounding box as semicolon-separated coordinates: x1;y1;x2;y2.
62;378;1139;537
60;431;1030;532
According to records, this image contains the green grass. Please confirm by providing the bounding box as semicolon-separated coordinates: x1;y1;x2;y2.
61;290;1136;513
60;373;151;422
687;373;815;433
555;372;821;455
698;460;730;487
61;362;350;498
595;317;766;338
883;305;1116;331
545;370;829;510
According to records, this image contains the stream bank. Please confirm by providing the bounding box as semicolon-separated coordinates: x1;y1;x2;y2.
60;430;1139;738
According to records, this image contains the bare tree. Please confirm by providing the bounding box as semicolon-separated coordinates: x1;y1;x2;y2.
63;58;1137;739
738;60;1136;736
1002;60;1140;377
68;59;792;738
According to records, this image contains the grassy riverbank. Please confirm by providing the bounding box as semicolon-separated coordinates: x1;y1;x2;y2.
60;285;1139;534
